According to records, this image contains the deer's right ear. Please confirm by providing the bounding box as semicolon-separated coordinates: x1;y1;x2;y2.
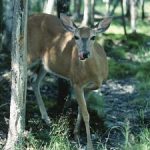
60;13;77;33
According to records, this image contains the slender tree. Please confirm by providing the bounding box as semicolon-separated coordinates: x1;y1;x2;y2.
140;0;145;20
82;0;90;26
4;0;28;149
73;0;81;20
43;0;55;14
130;0;137;33
120;0;127;36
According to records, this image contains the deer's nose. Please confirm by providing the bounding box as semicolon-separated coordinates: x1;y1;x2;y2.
79;51;90;60
83;51;90;59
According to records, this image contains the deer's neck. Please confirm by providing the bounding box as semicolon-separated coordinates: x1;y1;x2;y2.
70;44;101;85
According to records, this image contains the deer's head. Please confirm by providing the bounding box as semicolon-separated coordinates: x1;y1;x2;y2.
60;14;112;60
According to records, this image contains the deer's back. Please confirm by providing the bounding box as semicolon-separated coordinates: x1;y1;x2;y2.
27;14;77;78
27;13;67;64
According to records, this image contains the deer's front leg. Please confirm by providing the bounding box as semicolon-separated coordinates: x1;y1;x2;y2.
73;84;94;150
74;107;82;141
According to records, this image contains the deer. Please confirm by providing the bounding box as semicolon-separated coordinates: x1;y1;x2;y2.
27;13;112;150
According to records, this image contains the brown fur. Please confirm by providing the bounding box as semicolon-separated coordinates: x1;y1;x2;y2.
27;13;109;150
28;13;108;87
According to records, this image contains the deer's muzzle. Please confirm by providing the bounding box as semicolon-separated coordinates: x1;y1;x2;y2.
79;51;90;60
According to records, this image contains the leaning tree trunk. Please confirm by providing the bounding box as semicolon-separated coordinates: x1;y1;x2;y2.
4;0;28;149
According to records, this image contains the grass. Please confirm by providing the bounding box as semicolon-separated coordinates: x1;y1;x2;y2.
2;1;150;150
123;127;150;150
25;117;74;150
87;91;104;117
28;19;150;150
120;121;150;150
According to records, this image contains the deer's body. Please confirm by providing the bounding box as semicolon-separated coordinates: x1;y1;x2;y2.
27;13;111;150
28;14;108;85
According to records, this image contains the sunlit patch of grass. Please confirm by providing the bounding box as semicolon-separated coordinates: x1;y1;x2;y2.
47;117;73;150
108;24;125;34
25;117;74;150
118;120;150;150
134;47;150;63
125;128;150;150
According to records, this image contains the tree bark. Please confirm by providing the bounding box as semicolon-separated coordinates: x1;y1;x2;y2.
4;0;28;149
43;0;55;14
140;0;145;20
120;0;127;36
130;0;137;33
82;0;90;26
57;0;70;17
72;0;81;20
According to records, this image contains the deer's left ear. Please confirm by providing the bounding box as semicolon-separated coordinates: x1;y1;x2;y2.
95;17;112;33
60;13;77;33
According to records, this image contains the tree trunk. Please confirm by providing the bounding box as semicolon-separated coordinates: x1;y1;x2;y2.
140;0;145;20
57;0;70;17
43;0;55;14
90;0;95;27
72;0;81;20
103;0;111;14
82;0;90;26
4;0;28;149
109;0;120;16
130;0;137;33
120;0;127;36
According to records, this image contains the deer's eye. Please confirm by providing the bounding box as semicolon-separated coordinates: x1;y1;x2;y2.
74;36;80;40
90;36;96;40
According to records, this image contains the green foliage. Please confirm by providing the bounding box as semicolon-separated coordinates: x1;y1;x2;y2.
124;128;150;150
108;58;137;79
47;117;72;150
136;61;150;80
109;48;126;59
25;117;74;150
87;91;104;117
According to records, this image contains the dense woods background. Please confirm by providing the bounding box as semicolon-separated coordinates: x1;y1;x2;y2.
0;0;150;149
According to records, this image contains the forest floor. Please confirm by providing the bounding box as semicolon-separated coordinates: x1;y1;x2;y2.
0;27;150;150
